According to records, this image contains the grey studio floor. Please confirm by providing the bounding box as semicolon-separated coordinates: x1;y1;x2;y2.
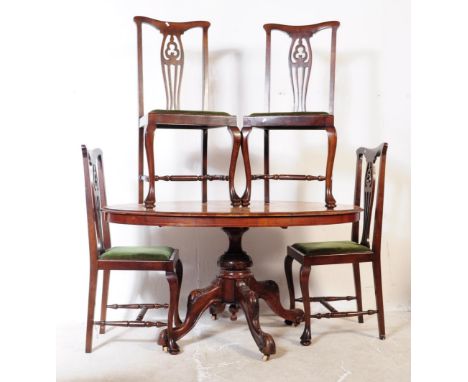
57;310;410;381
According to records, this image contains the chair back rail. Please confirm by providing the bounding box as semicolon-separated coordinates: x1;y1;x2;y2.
82;145;111;261
264;21;339;114
134;16;210;119
351;143;388;256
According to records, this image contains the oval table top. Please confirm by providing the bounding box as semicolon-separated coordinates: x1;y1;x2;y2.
103;201;362;228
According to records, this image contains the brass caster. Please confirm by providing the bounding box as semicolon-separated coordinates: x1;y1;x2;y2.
211;314;217;320
163;346;168;353
262;354;270;362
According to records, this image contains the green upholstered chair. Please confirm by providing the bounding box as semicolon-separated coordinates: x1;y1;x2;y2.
82;145;183;355
241;22;340;208
134;17;241;208
285;143;388;345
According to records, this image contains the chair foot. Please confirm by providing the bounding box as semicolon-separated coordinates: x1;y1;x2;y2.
300;327;312;346
284;319;293;326
379;334;386;340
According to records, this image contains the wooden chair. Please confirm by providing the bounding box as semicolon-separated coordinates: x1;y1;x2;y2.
284;143;388;345
82;145;183;354
241;21;340;208
134;17;241;208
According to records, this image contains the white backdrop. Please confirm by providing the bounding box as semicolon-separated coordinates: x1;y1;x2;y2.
1;0;409;327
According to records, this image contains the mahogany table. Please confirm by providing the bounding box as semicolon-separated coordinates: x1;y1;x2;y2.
103;201;361;359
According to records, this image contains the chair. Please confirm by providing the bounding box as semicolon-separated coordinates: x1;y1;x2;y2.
134;16;241;208
284;143;388;345
82;145;183;354
241;21;340;208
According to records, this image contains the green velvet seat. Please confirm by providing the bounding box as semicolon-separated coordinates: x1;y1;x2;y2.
292;241;372;256
249;112;329;117
150;109;231;116
100;246;174;261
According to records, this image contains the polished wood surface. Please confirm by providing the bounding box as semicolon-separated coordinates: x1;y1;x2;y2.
241;21;340;208
103;201;361;228
82;146;183;354
285;143;388;346
134;16;241;207
102;200;361;359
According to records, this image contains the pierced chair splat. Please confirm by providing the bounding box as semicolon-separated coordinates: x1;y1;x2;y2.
82;145;183;354
241;21;340;208
134;16;241;208
284;143;388;346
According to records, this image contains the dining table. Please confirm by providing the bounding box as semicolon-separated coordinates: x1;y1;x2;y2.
102;200;362;359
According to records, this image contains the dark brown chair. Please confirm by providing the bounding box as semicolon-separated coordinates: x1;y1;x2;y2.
284;143;388;345
134;17;241;208
82;145;183;354
241;21;340;208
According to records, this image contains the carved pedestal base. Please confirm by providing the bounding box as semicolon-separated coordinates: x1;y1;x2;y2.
158;227;304;358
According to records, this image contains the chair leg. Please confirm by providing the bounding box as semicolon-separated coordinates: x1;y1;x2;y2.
85;268;98;353
175;259;183;326
165;270;180;354
324;126;337;208
299;265;312;346
99;270;110;334
372;259;386;340
284;255;295;326
352;263;364;324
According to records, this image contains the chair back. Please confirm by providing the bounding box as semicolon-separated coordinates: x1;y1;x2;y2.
264;21;339;113
351;143;388;255
134;16;210;119
82;145;111;262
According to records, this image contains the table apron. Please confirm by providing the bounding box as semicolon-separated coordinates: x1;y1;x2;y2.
104;212;360;227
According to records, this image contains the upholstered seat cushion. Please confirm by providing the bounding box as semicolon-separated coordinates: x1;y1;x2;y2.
249;112;329;117
292;241;371;256
150;109;230;116
99;246;174;261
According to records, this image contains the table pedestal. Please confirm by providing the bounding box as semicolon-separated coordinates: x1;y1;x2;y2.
157;227;304;358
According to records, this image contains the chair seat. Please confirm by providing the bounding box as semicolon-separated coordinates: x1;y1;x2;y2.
150;109;231;116
249;112;329;117
292;241;371;256
100;246;174;261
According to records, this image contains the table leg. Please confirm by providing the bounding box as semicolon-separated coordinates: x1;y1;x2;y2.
236;280;276;357
248;279;304;325
158;281;223;354
160;227;303;359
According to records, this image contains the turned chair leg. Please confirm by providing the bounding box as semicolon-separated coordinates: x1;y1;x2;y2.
175;260;183;326
372;259;386;340
299;265;312;346
85;268;98;353
284;255;296;326
352;263;364;324
99;270;111;334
